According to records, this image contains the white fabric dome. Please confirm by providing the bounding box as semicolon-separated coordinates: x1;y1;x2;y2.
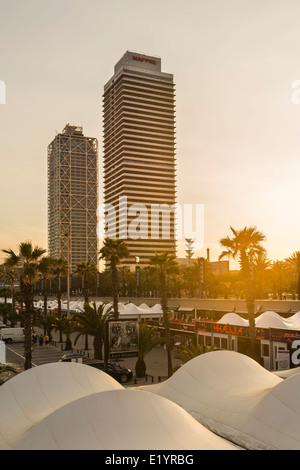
217;313;249;326
0;362;122;450
14;390;237;450
142;350;300;449
255;314;291;330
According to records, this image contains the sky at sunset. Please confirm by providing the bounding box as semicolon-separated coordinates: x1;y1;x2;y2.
0;0;300;268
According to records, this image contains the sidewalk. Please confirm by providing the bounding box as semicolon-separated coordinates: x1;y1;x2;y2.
33;325;182;386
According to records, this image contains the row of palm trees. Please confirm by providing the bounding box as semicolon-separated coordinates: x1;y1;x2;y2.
0;243;103;369
3;299;161;378
0;239;176;374
218;226;300;359
33;251;300;303
1;227;300;373
3;242;298;310
37;302;113;360
100;239;178;377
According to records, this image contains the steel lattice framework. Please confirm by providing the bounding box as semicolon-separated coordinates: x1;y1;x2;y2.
48;125;98;273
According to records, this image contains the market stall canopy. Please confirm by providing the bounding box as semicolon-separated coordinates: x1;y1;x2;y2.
32;300;162;317
216;311;300;331
217;313;248;327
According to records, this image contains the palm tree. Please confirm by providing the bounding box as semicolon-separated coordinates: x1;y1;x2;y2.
74;260;98;350
270;260;289;300
75;260;97;304
60;317;75;351
37;313;56;340
219;226;266;359
52;316;65;345
0;266;17;311
253;253;271;299
74;302;114;359
286;251;300;299
149;252;179;377
51;258;68;319
192;257;214;298
2;241;46;369
173;343;215;372
52;315;75;350
99;238;130;318
135;324;164;377
38;256;54;317
118;266;135;296
0;364;18;385
140;265;159;296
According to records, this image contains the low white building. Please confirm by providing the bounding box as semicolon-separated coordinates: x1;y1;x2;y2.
196;311;300;371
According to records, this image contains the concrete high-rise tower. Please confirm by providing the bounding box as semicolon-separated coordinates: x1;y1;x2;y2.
103;51;176;268
48;124;98;272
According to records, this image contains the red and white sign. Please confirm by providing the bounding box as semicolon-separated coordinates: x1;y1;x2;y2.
132;55;156;65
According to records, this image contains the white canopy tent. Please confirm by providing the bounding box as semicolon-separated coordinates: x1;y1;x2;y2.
0;362;122;450
0;362;237;451
142;350;300;450
32;300;163;319
2;351;300;449
217;310;300;331
14;389;237;450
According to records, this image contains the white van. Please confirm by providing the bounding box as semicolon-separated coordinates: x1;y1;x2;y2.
0;328;24;343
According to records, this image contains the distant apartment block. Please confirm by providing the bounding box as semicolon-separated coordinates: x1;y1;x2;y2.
48;124;98;272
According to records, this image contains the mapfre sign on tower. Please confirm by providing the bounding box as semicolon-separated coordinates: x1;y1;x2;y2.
132;55;157;65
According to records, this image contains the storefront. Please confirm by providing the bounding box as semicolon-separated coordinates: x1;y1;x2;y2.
196;320;249;354
256;328;300;370
195;320;300;371
147;319;196;349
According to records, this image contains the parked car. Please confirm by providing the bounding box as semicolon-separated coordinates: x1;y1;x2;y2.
59;352;86;362
83;359;133;384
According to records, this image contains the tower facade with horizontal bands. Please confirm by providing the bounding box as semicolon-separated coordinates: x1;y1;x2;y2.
48;124;98;272
103;51;176;268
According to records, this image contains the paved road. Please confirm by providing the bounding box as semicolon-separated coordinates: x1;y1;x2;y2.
4;337;181;385
5;342;65;370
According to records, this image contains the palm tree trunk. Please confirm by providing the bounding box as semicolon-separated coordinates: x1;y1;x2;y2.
83;280;89;350
21;277;34;370
246;290;256;359
84;273;89;304
160;273;172;377
111;261;119;319
65;335;72;351
242;253;256;360
11;279;15;312
135;356;146;377
57;275;63;342
43;277;48;317
94;334;103;360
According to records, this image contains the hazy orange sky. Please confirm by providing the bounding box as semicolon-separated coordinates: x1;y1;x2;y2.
0;0;300;267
